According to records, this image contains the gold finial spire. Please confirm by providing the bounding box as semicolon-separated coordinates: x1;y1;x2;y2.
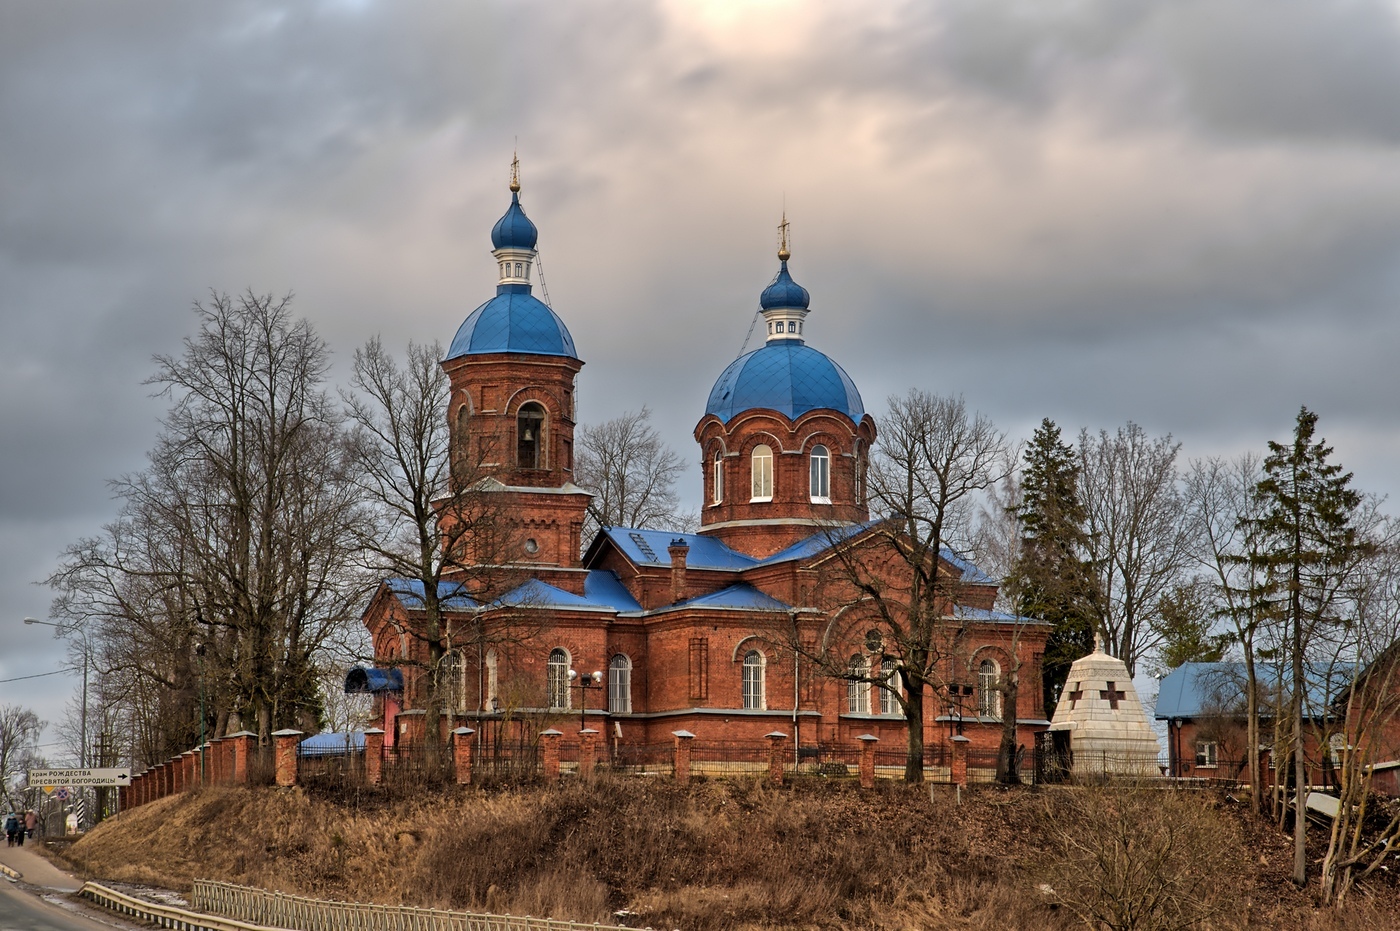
509;150;521;193
777;211;791;262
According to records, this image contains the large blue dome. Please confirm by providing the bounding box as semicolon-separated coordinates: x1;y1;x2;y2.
446;285;578;360
491;192;538;250
705;341;864;424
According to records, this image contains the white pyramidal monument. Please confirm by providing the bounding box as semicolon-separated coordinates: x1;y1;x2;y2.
1047;636;1162;777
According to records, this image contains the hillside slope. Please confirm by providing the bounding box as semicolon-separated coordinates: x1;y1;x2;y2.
55;780;1400;930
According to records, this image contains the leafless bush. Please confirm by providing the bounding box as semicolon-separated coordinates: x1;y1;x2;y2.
1040;786;1238;931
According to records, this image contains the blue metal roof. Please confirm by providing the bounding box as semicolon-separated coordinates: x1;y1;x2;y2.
760;261;810;310
596;527;757;570
494;578;606;611
1155;662;1357;720
384;578;477;610
755;522;875;565
675;583;793;612
491;192;538;250
299;731;366;757
583;570;644;612
446;286;578;360
705;341;864;424
344;667;404;694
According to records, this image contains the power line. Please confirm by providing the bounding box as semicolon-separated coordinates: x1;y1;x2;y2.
0;669;68;684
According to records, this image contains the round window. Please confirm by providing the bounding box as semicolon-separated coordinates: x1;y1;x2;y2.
524;538;539;554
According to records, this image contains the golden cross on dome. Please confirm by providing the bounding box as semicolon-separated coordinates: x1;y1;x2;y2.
777;211;791;262
509;150;521;193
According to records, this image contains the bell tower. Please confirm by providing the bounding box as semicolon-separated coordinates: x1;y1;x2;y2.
439;159;591;577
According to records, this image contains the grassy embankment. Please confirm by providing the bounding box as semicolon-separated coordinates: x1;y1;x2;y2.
54;778;1400;930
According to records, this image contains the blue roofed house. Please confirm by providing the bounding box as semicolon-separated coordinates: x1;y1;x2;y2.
1155;661;1358;786
353;173;1052;768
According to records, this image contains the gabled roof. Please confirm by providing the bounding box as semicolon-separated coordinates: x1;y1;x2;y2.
1154;661;1358;721
673;583;794;612
344;667;404;694
588;527;757;570
754;522;875;566
487;576;630;613
583;570;644;612
384;578;477;610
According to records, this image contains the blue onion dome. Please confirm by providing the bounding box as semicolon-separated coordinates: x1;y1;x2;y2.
759;261;810;311
446;288;577;360
490;191;538;250
705;341;864;423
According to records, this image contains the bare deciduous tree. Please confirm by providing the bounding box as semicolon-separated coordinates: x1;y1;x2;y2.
0;705;43;812
1079;422;1189;677
807;391;1015;783
50;291;367;752
574;407;691;541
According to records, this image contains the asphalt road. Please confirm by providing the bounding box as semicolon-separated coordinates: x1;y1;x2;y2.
0;880;126;931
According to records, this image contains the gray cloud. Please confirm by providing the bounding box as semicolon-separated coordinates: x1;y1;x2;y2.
4;0;1400;740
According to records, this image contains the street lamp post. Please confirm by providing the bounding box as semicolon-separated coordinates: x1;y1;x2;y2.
568;668;603;733
24;618;87;768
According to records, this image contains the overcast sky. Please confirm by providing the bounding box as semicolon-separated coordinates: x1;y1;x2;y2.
5;0;1400;755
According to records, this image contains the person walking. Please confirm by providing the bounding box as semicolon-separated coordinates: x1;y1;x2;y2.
24;810;37;841
4;812;17;847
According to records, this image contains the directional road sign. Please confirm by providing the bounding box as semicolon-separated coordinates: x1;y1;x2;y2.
28;767;131;787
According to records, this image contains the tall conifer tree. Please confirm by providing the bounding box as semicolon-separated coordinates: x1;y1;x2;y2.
1011;419;1099;715
1249;407;1363;887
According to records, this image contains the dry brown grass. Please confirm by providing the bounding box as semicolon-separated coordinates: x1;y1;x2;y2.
55;778;1400;930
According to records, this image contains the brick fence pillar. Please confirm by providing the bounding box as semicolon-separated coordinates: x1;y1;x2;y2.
858;734;879;789
129;774;141;808
765;732;788;786
156;763;168;800
541;729;563;783
207;739;222;784
364;728;385;786
452;728;476;786
172;754;188;794
272;729;303;788
226;731;257;784
672;730;695;787
579;729;599;780
951;735;970;788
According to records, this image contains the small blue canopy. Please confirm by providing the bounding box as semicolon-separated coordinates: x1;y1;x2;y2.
344;667;404;694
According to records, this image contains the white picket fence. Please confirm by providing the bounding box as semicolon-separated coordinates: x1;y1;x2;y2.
191;879;632;931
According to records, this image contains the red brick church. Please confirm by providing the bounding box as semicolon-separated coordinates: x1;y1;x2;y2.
355;170;1051;769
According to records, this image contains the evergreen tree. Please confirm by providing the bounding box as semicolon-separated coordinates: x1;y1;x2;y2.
1248;406;1364;887
1011;419;1100;716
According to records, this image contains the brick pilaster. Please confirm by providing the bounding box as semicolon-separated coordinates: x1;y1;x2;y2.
272;729;303;788
452;727;476;786
364;728;385;786
951;735;970;788
765;731;788;786
673;730;695;786
858;734;878;789
541;729;562;783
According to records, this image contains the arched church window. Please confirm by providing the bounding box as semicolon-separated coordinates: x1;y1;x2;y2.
978;659;1001;718
609;654;632;714
742;650;766;710
517;403;546;469
787;321;796;333
854;442;865;505
751;445;773;501
847;654;869;714
547;648;570;709
485;649;498;708
439;650;468;714
514;262;523;277
810;445;830;502
712;449;724;504
879;659;901;715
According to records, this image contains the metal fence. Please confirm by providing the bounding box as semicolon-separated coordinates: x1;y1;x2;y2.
192;879;632;931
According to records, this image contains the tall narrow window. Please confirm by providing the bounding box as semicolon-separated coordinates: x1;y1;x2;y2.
547;648;570;709
517;402;545;469
879;659;900;715
978;659;1000;718
751;444;773;501
810;445;830;502
485;649;499;708
712;450;724;504
847;654;869;714
608;654;632;714
854;442;865;505
742;650;766;710
439;651;467;714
